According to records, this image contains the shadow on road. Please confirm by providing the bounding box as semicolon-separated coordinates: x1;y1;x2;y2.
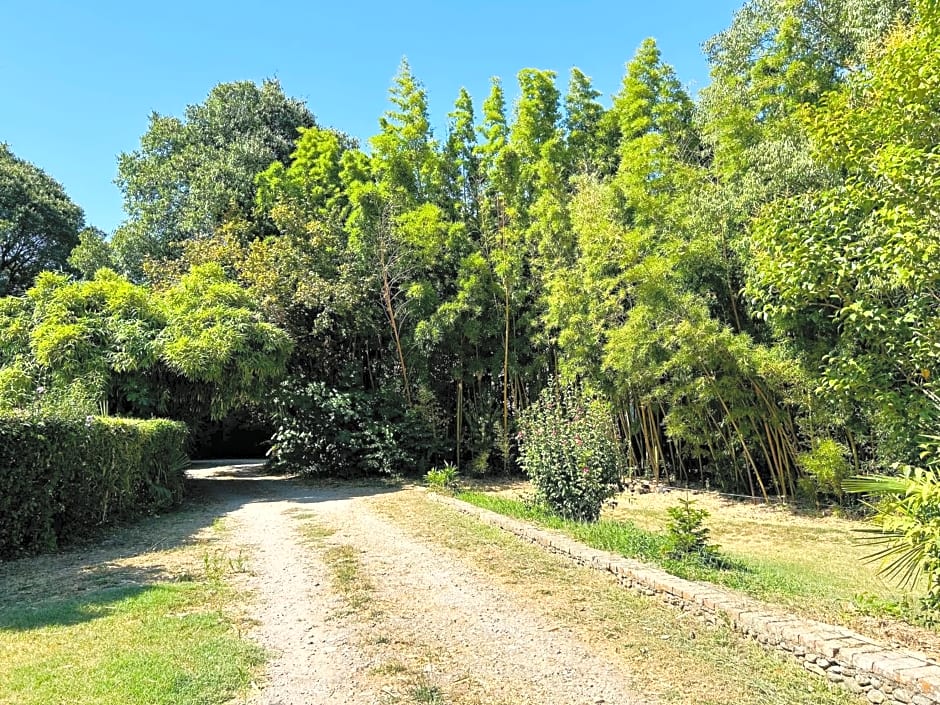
187;460;401;508
0;460;399;630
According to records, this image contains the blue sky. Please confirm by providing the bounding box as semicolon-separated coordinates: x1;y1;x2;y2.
2;1;742;234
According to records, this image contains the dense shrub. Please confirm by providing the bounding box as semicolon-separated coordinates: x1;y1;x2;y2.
0;413;188;558
517;380;625;522
267;378;439;477
797;438;852;503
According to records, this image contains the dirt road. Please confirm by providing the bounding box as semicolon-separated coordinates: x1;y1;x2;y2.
193;462;642;705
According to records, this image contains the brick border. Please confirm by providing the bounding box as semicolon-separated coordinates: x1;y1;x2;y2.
428;492;940;705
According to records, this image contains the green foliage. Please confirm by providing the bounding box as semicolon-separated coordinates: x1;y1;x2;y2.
699;0;907;182
844;428;940;620
610;38;697;156
517;380;624;522
113;79;315;278
0;413;188;557
564;68;611;176
851;591;931;626
798;438;852;501
67;227;114;279
158;263;293;419
268;378;439;477
255;126;354;223
0;144;85;296
747;1;940;465
35;3;933;495
0;264;291;425
665;497;720;562
442;87;480;222
370;58;441;207
425;462;460;493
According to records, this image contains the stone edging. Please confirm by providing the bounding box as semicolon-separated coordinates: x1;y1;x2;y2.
427;492;940;705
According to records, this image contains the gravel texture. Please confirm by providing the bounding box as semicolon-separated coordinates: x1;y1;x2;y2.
192;462;644;705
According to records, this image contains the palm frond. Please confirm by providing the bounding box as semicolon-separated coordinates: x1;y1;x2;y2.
842;474;909;495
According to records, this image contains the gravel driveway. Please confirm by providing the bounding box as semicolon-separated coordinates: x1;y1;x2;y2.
191;462;644;705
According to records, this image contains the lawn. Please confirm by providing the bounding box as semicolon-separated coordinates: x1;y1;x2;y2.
0;510;262;705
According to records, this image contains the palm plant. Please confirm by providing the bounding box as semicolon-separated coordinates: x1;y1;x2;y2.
843;403;940;617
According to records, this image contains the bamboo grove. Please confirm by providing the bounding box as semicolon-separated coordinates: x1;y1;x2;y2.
3;0;939;498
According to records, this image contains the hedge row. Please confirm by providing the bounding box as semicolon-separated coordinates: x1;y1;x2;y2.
0;414;189;558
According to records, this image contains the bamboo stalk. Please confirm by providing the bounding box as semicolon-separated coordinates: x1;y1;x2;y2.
716;392;769;501
380;250;412;405
456;378;464;472
501;266;511;473
847;429;861;474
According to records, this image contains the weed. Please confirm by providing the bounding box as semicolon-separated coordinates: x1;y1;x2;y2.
410;683;445;704
202;548;249;582
409;664;446;704
852;592;933;626
426;463;460;493
371;661;410;676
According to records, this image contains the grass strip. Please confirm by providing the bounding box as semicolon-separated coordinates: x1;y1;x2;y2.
456;490;875;617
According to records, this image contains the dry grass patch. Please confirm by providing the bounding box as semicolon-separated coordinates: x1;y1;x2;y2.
470;479;939;654
609;488;894;590
322;544;379;617
370;490;858;705
290;511;510;705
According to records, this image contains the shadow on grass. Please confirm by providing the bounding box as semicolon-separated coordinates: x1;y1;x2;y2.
0;460;400;626
0;582;155;631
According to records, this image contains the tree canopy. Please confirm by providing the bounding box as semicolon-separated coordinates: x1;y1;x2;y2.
2;0;936;491
110;79;316;278
0;144;85;296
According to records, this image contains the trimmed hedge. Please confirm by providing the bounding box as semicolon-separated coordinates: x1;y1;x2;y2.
0;414;188;558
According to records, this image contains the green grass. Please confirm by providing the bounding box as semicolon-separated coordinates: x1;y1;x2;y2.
409;683;446;704
0;581;262;705
456;491;911;622
322;544;378;615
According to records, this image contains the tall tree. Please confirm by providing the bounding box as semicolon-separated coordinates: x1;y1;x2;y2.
442;87;481;223
508;69;562;222
699;0;909;187
255;126;355;225
563;68;609;176
370;58;441;208
0;145;85;296
67;226;114;279
476;77;516;231
113;79;315;278
747;0;940;466
610;38;698;163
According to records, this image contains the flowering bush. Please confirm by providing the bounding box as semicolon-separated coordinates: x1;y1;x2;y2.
517;380;625;521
